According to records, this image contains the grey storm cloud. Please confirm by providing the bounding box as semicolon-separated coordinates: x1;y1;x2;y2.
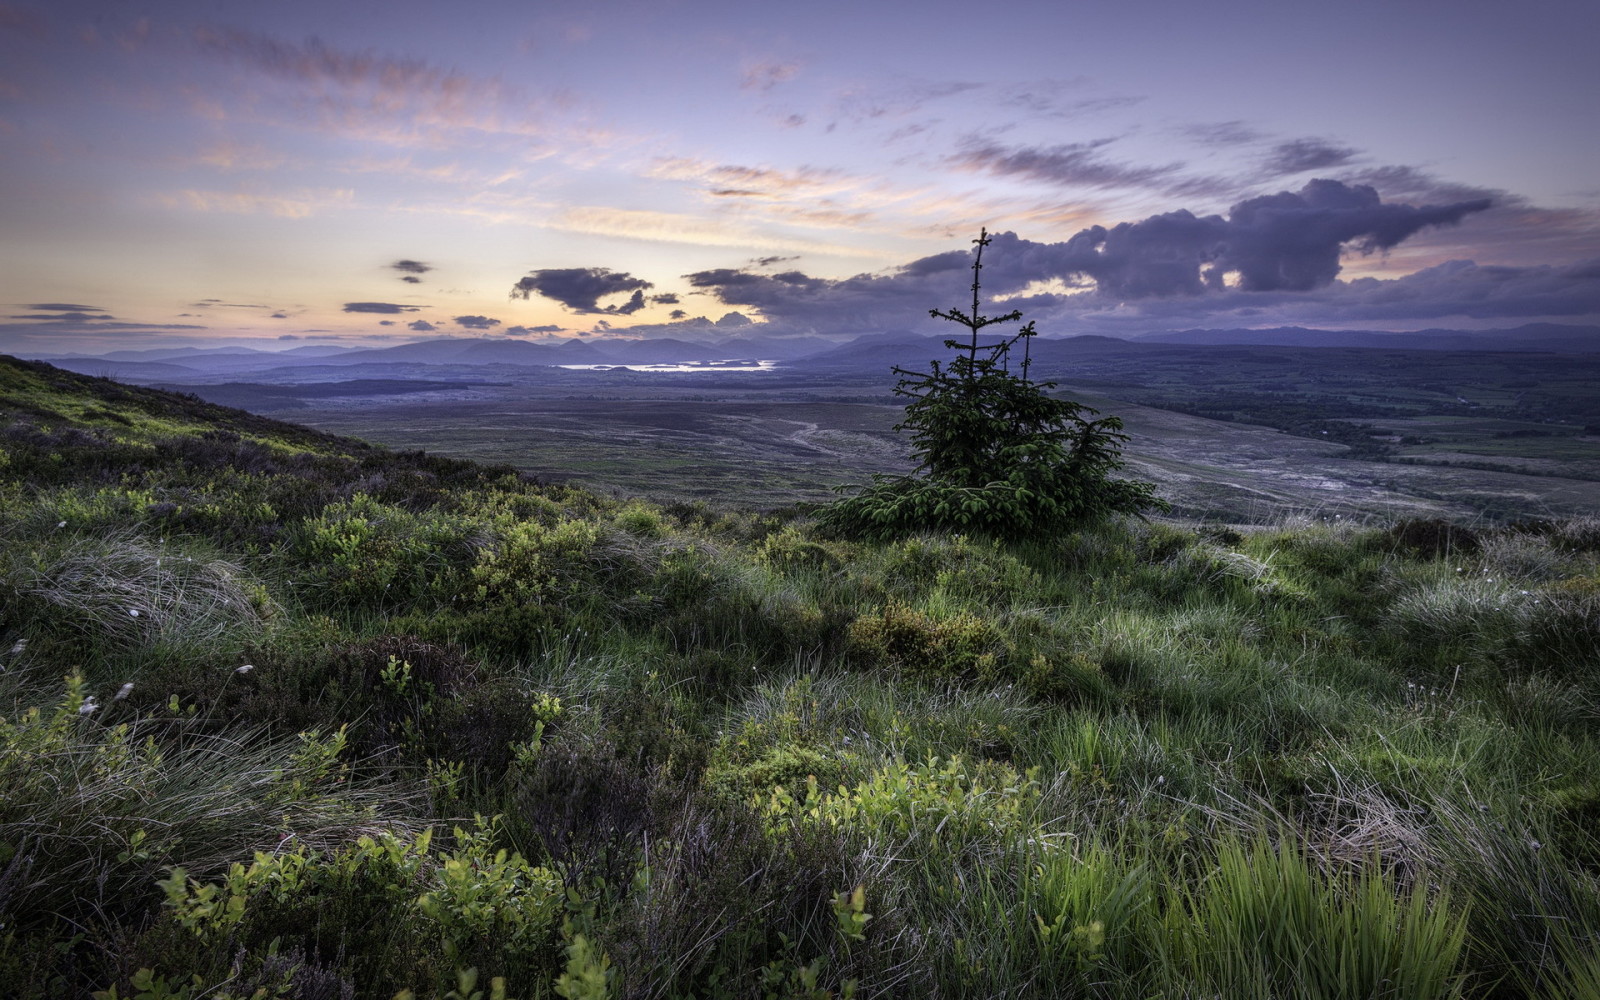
1263;138;1359;177
685;180;1503;334
994;179;1494;296
343;302;422;314
408;320;436;332
509;268;655;313
454;314;501;329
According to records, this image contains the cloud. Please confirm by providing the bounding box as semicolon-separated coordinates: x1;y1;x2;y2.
998;80;1144;119
504;324;563;336
741;59;801;92
11;312;112;322
390;259;433;285
270;311;288;319
27;302;107;313
1263;138;1359;177
982;179;1495;297
948;137;1188;193
158;187;355;218
187;25;579;152
649;158;850;199
684;181;1506;335
1180;121;1264;147
1332;257;1600;321
378;320;395;326
343;301;422;314
650;293;679;305
407;320;436;332
454;314;501;329
509;267;655;313
669;309;687;320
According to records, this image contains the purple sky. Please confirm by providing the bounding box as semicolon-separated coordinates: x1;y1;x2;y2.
2;0;1597;353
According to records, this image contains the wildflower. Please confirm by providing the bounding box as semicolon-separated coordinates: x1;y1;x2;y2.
7;639;24;655
128;609;141;618
57;520;66;528
78;697;99;716
235;664;254;674
115;682;135;701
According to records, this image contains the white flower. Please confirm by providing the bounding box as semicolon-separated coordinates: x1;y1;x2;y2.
56;520;66;528
7;639;24;655
115;682;135;701
78;697;99;716
127;608;141;618
235;664;254;674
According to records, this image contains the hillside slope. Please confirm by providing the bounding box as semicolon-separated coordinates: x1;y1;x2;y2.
2;356;1599;999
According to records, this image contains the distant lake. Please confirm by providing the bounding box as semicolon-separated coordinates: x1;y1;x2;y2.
556;359;781;373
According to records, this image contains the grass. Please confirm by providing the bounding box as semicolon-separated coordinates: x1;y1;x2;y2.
2;354;1600;998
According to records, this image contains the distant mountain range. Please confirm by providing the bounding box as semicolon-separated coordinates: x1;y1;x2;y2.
28;322;1599;382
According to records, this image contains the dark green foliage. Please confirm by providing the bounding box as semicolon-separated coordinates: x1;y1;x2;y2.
1389;517;1484;558
818;231;1162;540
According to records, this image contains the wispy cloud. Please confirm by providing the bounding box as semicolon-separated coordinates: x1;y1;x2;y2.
188;25;595;152
1262;138;1360;177
157;187;355;218
947;137;1189;193
740;58;802;92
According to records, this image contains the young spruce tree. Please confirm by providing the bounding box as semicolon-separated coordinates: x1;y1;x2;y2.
818;230;1163;541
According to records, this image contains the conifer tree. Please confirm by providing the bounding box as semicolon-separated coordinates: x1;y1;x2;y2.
818;230;1162;540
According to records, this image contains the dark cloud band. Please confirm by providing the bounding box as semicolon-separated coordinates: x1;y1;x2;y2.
343;302;423;314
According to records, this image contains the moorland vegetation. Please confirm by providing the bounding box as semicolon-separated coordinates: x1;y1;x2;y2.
1;327;1599;999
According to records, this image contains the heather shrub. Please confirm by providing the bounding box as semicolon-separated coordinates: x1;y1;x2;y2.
846;601;1006;685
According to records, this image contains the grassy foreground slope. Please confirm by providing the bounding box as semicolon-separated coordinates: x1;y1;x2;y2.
2;355;1599;999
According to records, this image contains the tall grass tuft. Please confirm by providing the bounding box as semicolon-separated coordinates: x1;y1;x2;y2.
1162;836;1468;1000
0;673;427;930
5;531;274;656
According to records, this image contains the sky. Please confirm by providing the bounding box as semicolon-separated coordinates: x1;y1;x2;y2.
2;0;1598;355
